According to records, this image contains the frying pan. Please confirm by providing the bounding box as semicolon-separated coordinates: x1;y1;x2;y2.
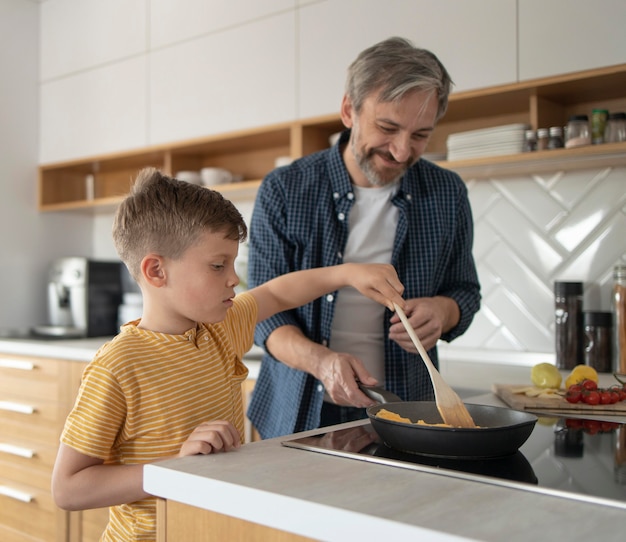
360;385;537;459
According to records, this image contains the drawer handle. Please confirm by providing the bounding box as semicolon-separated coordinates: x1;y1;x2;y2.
0;485;33;503
0;359;35;371
0;401;35;415
0;443;35;458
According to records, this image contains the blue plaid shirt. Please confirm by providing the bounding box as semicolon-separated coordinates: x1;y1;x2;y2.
247;130;481;438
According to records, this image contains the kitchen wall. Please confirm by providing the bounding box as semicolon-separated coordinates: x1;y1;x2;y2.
0;0;93;332
3;0;626;359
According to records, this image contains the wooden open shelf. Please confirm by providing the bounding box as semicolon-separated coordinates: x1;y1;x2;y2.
38;64;626;212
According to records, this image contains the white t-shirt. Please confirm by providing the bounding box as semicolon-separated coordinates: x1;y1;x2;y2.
328;182;399;391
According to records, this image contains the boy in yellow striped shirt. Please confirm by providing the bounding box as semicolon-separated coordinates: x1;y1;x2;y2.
51;167;405;541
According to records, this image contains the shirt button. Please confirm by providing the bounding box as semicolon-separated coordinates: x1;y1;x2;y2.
337;251;342;259
405;193;412;201
322;339;328;346
325;294;334;303
333;192;340;199
347;192;354;200
337;212;345;221
317;384;324;393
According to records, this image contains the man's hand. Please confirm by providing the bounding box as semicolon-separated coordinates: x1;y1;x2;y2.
178;421;241;457
388;296;459;353
314;350;379;408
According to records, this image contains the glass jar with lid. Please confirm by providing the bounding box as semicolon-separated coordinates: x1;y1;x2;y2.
565;115;591;148
547;126;564;149
536;128;549;151
605;112;626;143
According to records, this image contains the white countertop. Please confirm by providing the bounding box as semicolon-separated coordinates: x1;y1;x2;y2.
0;337;263;378
144;410;625;542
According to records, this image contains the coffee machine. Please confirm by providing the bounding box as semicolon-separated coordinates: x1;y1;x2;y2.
33;257;123;338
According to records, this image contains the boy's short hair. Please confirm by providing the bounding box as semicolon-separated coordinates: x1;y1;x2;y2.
113;167;247;281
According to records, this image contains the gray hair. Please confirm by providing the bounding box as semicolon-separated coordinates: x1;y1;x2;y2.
345;37;453;122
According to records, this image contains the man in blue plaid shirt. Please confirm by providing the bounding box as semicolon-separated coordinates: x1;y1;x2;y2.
247;37;481;439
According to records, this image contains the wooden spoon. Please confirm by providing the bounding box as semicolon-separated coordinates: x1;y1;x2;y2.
393;303;476;428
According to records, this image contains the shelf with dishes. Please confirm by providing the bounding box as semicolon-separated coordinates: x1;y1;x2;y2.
38;64;626;212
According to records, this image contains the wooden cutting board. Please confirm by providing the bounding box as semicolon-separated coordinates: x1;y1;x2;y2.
493;383;626;414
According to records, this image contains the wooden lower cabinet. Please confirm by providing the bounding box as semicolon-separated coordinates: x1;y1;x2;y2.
0;352;259;540
68;508;110;542
156;499;314;542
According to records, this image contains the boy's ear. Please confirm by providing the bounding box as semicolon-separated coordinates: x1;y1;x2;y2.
141;254;166;287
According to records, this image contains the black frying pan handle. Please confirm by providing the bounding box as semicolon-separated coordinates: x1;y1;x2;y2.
358;384;402;404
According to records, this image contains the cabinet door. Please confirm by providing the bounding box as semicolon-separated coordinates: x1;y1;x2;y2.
519;0;626;80
299;0;518;119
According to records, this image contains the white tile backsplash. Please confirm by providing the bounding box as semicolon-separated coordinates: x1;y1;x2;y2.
453;165;626;356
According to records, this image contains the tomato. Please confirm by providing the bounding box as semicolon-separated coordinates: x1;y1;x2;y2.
565;389;582;403
609;391;620;404
600;391;613;404
601;421;619;432
568;383;583;393
583;390;600;405
581;379;598;391
583;420;601;435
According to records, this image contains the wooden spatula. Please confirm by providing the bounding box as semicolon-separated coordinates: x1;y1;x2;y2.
393;303;476;428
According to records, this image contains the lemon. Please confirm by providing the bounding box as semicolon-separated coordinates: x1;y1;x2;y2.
564;365;599;389
531;363;562;389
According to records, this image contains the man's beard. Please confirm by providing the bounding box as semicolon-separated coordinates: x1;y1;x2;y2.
351;136;413;187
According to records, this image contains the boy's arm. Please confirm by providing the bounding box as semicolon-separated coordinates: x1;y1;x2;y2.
249;262;405;324
52;444;147;510
52;420;241;511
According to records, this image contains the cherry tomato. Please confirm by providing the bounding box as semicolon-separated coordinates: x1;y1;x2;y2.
583;390;600;405
601;421;619;432
568;383;583;393
600;391;613;404
565;389;582;403
583;420;601;435
609;391;620;404
582;379;598;391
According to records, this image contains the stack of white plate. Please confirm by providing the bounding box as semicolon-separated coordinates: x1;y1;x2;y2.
446;123;529;161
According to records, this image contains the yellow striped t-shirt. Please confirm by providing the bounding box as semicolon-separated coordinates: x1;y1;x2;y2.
60;292;257;541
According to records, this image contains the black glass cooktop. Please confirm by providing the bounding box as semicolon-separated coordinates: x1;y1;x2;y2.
282;416;626;510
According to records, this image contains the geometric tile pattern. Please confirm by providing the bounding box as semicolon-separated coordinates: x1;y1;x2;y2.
453;165;626;353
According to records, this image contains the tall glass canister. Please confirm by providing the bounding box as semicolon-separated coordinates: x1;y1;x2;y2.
554;281;583;370
614;265;626;373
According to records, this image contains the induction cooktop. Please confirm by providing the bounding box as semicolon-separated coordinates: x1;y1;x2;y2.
282;416;626;510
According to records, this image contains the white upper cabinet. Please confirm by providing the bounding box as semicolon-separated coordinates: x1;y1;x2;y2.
518;0;626;80
39;57;148;163
149;0;294;49
40;0;147;81
298;0;517;119
149;13;297;145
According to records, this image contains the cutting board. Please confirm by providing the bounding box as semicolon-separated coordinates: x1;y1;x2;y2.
493;384;626;415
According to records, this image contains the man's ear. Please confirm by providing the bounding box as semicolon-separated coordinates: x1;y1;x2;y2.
141;254;166;287
340;94;354;129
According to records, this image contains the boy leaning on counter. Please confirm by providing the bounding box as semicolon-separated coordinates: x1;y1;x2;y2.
51;166;406;541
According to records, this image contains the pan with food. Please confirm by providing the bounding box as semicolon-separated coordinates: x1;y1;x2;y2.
360;385;537;459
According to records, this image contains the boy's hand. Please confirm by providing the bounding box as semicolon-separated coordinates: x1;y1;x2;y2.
347;263;405;312
178;420;241;457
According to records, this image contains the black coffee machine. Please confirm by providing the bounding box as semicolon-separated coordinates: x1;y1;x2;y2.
33;257;123;338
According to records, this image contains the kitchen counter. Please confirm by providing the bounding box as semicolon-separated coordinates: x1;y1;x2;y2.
0;337;263;377
144;412;625;542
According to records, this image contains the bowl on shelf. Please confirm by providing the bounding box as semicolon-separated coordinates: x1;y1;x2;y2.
175;170;202;185
200;167;233;186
